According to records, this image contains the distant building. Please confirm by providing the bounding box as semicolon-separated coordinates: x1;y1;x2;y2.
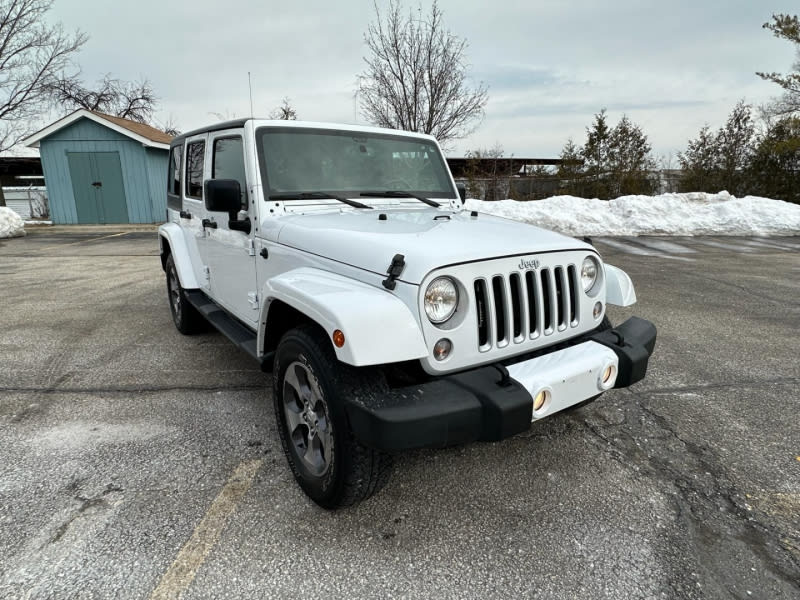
24;110;172;224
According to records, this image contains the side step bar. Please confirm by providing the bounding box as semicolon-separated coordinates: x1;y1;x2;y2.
184;290;270;367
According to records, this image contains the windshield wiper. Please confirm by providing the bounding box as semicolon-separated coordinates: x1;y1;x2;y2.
269;192;372;209
359;190;441;208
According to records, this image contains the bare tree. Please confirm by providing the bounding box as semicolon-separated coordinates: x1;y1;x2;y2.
757;14;800;118
269;96;297;120
209;109;238;122
48;73;157;123
359;0;488;147
158;114;180;137
0;0;85;205
0;0;85;150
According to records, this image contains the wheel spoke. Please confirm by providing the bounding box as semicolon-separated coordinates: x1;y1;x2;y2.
294;364;314;405
303;432;325;471
284;403;305;434
283;364;303;400
316;425;332;466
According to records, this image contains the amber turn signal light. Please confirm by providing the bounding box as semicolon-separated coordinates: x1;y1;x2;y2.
332;329;345;347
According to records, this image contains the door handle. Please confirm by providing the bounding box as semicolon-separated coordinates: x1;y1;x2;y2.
179;210;192;219
201;218;218;229
91;181;102;188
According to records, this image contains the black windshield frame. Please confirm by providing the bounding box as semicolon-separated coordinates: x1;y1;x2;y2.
255;126;457;201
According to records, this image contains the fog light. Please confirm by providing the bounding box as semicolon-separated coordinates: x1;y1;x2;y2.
433;338;452;361
598;363;617;390
533;389;550;412
593;302;603;319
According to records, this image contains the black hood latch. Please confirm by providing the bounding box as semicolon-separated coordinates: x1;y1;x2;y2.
382;254;406;290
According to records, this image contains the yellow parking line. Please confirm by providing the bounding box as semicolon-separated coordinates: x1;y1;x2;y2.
39;231;129;251
149;459;263;600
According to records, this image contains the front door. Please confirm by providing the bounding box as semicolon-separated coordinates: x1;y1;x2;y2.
67;152;129;224
203;130;258;324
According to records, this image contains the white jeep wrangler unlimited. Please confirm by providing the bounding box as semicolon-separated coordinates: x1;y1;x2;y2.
158;120;656;508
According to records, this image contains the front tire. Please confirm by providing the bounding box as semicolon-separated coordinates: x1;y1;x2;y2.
273;325;392;509
165;254;204;335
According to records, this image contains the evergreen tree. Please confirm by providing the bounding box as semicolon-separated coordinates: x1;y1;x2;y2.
677;101;754;195
747;117;800;203
557;138;585;196
717;101;755;194
581;110;613;198
607;115;657;196
575;110;656;198
677;125;720;192
757;14;800;117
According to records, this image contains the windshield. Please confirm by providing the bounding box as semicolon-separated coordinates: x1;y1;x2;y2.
256;127;456;199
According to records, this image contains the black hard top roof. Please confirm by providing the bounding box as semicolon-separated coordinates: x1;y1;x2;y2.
170;118;250;145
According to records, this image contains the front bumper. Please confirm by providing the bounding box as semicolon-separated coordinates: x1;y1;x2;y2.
346;317;657;452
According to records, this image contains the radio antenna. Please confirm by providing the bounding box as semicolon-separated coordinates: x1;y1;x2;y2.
248;72;254;118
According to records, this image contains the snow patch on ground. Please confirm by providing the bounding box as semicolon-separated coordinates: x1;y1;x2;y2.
0;206;25;238
464;192;800;237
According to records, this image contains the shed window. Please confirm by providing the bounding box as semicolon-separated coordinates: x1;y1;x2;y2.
185;140;205;199
168;145;182;196
212;136;247;208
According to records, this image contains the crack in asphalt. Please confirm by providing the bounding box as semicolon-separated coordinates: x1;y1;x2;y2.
49;483;125;545
633;377;800;396
580;395;800;595
0;383;268;395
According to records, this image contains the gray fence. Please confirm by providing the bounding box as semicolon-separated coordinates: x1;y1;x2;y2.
3;186;49;219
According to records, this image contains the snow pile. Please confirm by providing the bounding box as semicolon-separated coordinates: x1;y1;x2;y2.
465;192;800;237
0;206;25;238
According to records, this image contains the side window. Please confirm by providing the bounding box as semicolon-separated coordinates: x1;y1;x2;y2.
212;136;247;208
185;140;205;199
167;145;182;195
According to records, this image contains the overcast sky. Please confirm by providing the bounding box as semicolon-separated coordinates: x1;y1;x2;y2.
49;0;799;159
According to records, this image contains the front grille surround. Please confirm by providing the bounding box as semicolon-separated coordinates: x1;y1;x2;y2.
418;250;605;374
474;264;581;353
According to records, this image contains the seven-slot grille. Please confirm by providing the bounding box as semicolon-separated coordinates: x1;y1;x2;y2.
474;265;580;351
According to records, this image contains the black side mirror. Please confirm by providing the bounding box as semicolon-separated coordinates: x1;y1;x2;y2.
204;179;251;234
456;183;466;202
205;179;241;214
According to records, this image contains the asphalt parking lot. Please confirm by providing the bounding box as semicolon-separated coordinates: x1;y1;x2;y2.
0;227;798;599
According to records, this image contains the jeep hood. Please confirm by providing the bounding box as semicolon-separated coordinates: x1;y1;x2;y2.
270;208;591;284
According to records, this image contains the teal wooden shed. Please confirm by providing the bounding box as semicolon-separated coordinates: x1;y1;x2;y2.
24;110;172;224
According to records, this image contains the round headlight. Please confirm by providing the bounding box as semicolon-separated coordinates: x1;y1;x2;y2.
581;256;600;292
424;277;458;324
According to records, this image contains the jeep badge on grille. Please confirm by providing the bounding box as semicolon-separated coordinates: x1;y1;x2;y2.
519;257;540;270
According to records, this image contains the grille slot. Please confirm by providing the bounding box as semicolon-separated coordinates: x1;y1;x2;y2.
475;279;489;348
524;270;538;337
567;265;578;325
491;276;508;347
475;262;580;351
541;269;553;333
509;273;523;341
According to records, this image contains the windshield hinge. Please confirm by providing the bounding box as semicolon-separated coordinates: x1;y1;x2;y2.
382;254;405;290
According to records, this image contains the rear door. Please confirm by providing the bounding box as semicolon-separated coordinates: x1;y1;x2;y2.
203;129;258;324
181;134;211;292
